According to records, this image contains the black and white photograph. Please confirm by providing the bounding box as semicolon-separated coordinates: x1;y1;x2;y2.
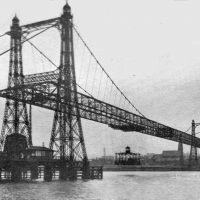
0;0;200;199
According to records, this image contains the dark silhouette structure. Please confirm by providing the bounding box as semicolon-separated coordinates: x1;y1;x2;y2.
189;120;199;166
115;147;141;165
0;2;102;181
0;2;199;181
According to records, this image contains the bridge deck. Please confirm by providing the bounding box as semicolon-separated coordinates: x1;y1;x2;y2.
0;81;199;148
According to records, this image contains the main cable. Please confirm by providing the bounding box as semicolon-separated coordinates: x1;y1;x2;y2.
184;126;192;133
0;33;7;38
22;36;58;69
24;37;94;99
0;23;58;57
72;24;146;118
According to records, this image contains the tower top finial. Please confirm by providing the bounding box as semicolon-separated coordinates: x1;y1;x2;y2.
63;0;72;17
13;15;19;22
63;1;70;10
12;15;19;25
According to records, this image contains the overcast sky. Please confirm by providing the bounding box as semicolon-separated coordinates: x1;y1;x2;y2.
0;0;200;158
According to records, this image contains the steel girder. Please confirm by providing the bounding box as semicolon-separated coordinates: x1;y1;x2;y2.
6;17;60;35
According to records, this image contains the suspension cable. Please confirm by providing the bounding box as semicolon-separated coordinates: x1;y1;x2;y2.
184;126;192;133
0;33;7;38
0;23;58;57
22;36;58;69
84;55;92;90
72;24;146;118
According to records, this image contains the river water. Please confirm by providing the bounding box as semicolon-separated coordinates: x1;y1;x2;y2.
1;171;200;200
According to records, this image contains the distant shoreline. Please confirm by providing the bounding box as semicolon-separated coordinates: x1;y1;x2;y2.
102;165;200;171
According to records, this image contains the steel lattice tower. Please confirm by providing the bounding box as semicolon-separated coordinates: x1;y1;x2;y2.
49;3;88;178
189;120;198;165
0;16;31;150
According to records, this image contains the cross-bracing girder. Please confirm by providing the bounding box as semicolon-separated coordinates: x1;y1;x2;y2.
24;70;59;85
6;17;60;35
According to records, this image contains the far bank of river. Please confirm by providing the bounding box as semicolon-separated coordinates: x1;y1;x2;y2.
102;164;200;171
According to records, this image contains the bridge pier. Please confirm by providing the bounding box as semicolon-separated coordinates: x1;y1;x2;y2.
31;164;38;179
68;167;77;180
44;165;53;181
59;167;77;180
82;160;90;179
11;165;22;182
90;166;103;179
59;164;67;180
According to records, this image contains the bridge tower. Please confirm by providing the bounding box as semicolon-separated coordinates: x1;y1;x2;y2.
0;16;31;150
189;120;198;166
49;3;89;179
